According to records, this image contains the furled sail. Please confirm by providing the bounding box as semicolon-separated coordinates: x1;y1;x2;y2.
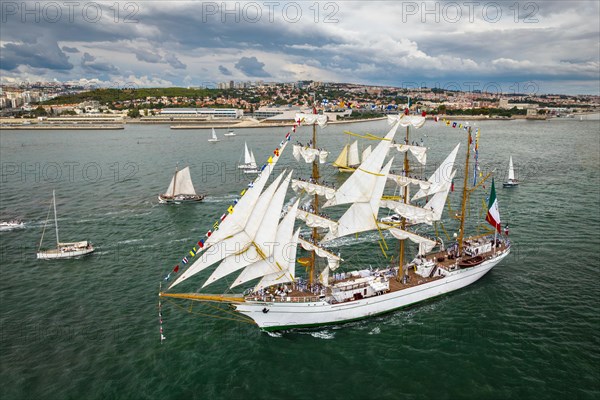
387;174;431;189
298;237;342;271
295;209;338;234
412;144;460;201
383;226;437;255
165;167;197;196
392;144;427;165
291;180;336;200
293;145;329;164
324;121;400;207
202;171;293;288
387;114;426;129
295;113;328;128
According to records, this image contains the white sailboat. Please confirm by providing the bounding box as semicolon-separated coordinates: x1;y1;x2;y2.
208;128;219;142
158;166;204;203
503;156;519;187
224;128;236;137
332;140;371;172
237;142;259;174
160;113;510;332
37;190;94;259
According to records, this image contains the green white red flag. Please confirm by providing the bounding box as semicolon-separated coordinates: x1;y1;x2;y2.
486;179;501;233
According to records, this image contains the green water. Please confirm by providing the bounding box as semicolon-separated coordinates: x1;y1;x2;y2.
1;119;598;399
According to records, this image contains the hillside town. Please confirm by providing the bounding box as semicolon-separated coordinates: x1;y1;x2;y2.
1;80;598;124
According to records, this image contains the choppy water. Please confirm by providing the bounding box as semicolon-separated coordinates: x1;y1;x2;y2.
1;119;599;399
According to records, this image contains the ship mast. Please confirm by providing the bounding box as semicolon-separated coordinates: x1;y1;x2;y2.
398;125;410;281
309;106;319;285
457;126;472;254
53;189;60;246
172;164;178;198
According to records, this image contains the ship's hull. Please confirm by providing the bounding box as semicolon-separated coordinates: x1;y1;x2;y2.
503;181;519;188
158;194;204;204
37;246;95;259
235;249;509;331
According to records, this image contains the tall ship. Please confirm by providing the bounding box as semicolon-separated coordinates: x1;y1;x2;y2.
37;190;94;259
158;165;204;204
159;112;511;332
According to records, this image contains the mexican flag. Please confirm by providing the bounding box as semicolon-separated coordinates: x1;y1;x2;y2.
486;179;501;233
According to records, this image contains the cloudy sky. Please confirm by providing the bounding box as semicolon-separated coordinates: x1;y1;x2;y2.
1;1;599;94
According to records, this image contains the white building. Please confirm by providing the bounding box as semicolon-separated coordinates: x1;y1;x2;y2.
160;108;243;118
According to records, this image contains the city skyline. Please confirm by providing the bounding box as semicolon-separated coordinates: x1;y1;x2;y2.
1;1;599;95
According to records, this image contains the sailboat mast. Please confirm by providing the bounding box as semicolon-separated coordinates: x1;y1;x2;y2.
457;126;472;254
399;125;410;279
52;189;60;246
310;116;320;285
172;164;178;197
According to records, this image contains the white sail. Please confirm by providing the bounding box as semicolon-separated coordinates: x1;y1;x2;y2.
361;145;372;162
322;158;394;242
203;142;288;249
232;199;299;288
424;170;456;221
202;171;293;288
392;144;427;165
324;121;400;207
291;180;336;200
412;144;460;201
164;167;197;196
348;141;360;167
508;156;515;181
211;128;218;140
293;145;329;164
244;142;252;164
169;167;287;289
380;199;435;225
254;228;301;292
295;113;328;128
249;150;257;168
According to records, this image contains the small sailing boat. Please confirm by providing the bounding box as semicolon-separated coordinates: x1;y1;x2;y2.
208;128;219;143
158;166;204;203
37;190;94;259
503;156;519;188
332;140;371;172
159;113;511;332
237;142;259;174
224;128;236;137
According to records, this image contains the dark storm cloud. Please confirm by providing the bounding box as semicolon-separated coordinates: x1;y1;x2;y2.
0;40;73;71
219;65;232;76
62;46;80;53
166;54;186;69
134;49;163;64
81;52;119;75
235;56;270;77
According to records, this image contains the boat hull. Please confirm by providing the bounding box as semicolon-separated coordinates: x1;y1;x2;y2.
235;249;509;331
37;246;95;259
503;181;519;188
158;194;204;204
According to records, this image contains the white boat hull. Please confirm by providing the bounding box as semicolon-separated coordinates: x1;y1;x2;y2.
235;249;509;330
37;246;95;259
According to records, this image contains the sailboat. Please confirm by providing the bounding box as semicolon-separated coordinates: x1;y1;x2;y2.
332;140;372;172
159;113;511;332
158;166;204;203
503;156;519;187
208;128;219;142
224;128;236;137
37;190;94;259
237;142;259;174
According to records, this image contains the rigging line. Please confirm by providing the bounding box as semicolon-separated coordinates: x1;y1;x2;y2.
439;221;451;241
38;201;53;252
162;297;255;325
342;131;390;141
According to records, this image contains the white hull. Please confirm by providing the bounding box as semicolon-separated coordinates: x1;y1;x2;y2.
208;139;219;143
235;250;509;330
37;246;95;259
